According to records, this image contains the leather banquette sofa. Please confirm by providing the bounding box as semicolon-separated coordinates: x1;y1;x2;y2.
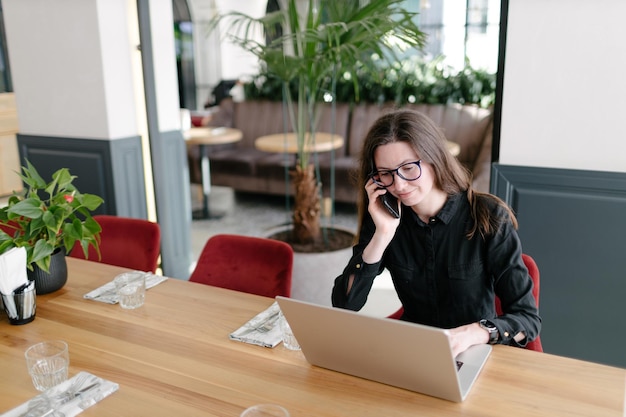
188;98;494;204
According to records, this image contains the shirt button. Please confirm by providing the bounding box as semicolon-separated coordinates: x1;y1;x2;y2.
356;263;361;269
430;217;436;223
504;332;510;338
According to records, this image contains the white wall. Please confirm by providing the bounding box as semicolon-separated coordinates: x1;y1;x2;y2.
3;0;139;140
149;0;185;132
214;0;266;80
499;0;626;173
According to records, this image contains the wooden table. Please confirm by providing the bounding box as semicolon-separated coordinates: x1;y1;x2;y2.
185;127;243;219
255;132;344;154
255;131;459;157
1;258;624;416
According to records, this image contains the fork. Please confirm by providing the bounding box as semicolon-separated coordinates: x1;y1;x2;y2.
20;374;90;417
240;311;280;335
50;373;91;405
256;313;280;333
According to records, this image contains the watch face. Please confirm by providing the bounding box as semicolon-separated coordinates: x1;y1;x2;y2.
480;319;496;330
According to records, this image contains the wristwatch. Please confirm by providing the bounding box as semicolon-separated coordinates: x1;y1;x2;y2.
479;319;499;345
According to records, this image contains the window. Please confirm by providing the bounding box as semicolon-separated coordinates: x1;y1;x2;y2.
409;0;500;72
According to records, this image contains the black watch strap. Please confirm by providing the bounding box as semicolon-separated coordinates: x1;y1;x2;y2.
479;319;499;344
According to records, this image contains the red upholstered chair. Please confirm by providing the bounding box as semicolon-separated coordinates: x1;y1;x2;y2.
387;253;543;352
0;221;18;236
189;234;293;298
69;215;161;273
496;254;543;352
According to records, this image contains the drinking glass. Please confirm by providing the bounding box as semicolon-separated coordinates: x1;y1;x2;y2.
114;272;146;309
278;312;300;351
240;404;290;417
24;340;69;391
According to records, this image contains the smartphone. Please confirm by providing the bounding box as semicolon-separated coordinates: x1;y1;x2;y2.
378;191;400;219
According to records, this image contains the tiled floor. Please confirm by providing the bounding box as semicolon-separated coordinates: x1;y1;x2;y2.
188;185;359;262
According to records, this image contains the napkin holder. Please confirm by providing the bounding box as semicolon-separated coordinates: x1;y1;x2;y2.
1;280;36;325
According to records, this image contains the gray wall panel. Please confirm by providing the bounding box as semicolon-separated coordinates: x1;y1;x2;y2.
110;138;148;218
16;134;146;218
492;164;626;368
149;129;193;280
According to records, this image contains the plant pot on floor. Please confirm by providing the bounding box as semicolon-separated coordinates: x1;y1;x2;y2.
266;224;354;306
27;248;68;295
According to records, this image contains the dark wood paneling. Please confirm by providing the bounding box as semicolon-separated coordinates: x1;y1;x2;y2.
492;163;626;368
16;134;146;218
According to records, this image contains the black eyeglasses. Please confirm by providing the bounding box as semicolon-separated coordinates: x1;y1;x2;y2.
370;160;422;187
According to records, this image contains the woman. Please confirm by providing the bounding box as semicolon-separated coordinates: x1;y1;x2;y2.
331;109;541;356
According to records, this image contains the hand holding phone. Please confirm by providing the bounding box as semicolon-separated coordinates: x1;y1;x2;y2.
378;190;400;219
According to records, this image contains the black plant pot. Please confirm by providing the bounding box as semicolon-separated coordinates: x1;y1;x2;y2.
27;248;68;295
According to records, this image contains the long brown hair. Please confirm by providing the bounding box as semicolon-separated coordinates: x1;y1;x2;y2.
353;108;517;241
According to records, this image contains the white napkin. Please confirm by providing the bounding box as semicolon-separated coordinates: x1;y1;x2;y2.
0;247;29;295
1;371;119;417
83;272;168;304
229;301;283;348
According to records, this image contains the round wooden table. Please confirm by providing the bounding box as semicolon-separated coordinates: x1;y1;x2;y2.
184;127;243;146
255;132;344;154
185;127;242;219
255;131;457;157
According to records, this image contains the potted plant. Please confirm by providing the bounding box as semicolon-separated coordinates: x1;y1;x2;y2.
215;0;426;249
0;160;103;294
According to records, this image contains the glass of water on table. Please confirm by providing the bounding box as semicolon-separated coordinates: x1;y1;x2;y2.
114;271;146;309
24;340;69;391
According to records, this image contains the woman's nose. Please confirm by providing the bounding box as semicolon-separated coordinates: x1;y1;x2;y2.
392;175;410;191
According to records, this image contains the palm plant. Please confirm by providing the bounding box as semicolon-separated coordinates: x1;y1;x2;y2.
215;0;425;246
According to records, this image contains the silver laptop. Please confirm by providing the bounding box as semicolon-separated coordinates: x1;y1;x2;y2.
276;296;491;402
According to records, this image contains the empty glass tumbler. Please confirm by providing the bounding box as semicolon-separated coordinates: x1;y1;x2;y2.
240;404;290;417
24;340;69;391
278;312;300;351
114;272;146;309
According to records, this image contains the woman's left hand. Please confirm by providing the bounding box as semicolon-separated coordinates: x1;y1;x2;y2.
448;322;490;357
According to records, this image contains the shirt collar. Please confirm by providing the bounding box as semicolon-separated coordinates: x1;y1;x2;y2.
411;192;464;225
435;192;464;224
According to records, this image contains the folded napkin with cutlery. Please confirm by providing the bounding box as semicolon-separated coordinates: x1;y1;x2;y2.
83;272;168;304
3;371;119;417
229;301;283;348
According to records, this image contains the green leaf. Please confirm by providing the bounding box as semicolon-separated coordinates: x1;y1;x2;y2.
80;194;104;211
34;255;51;273
0;239;16;254
83;216;102;236
7;198;44;219
30;239;55;268
42;209;58;230
53;168;75;190
20;160;47;189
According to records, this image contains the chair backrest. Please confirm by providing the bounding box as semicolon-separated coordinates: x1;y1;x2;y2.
69;215;161;273
0;221;17;236
388;253;543;352
189;234;293;298
496;253;543;352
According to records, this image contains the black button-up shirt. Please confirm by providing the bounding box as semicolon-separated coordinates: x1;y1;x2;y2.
332;192;541;346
